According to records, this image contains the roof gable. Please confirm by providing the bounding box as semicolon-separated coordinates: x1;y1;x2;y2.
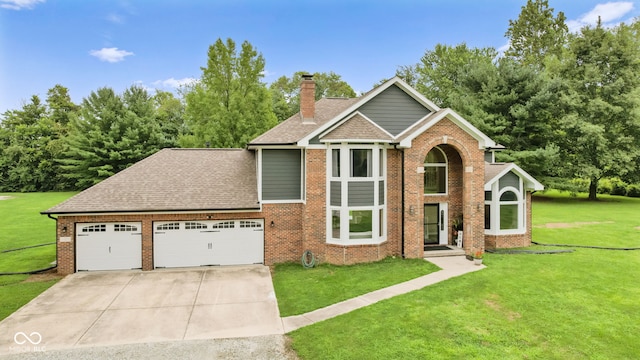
397;108;496;149
320;112;394;143
44;149;260;214
358;84;431;136
484;162;544;191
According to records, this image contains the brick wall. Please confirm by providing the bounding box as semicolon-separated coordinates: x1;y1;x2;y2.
402;117;486;258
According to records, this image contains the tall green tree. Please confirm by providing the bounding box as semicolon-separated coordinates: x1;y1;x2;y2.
269;71;356;122
554;21;640;200
504;0;568;66
60;86;174;189
0;87;78;191
181;38;277;148
413;43;497;107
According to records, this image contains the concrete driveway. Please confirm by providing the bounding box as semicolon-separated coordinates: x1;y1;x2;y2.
0;265;284;355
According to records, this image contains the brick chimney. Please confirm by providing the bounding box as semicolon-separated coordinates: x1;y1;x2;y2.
300;74;315;123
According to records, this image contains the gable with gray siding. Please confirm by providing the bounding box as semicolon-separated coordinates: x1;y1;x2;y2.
359;85;431;136
262;149;302;201
499;171;521;192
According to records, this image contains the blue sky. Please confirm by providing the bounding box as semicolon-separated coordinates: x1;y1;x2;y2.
1;0;639;114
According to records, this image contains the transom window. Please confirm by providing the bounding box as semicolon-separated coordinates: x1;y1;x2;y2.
82;224;106;232
239;220;262;228
157;223;179;230
424;147;447;194
185;222;207;230
114;224;137;232
211;221;235;229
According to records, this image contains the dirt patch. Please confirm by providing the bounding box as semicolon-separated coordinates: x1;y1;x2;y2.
23;269;64;283
485;295;521;321
635;227;640;231
536;221;614;229
0;196;14;200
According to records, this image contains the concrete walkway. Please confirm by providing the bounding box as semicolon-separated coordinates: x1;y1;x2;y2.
282;256;485;332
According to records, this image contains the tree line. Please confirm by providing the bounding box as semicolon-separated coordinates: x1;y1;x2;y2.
1;1;639;200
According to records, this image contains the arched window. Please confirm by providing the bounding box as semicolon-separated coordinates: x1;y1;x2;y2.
499;190;520;230
424;147;447;194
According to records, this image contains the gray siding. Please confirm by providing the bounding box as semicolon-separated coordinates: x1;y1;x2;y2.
378;180;385;205
359;85;430;136
262;149;302;201
348;181;375;206
499;171;521;192
330;181;341;206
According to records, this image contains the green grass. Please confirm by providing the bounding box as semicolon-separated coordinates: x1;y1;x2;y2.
273;257;440;316
0;192;76;320
287;190;640;359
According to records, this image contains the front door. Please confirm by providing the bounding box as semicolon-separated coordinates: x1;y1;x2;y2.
424;203;448;247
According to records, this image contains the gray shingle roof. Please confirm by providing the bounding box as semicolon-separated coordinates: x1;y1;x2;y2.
43;149;259;214
249;97;359;145
484;162;512;184
321;113;393;141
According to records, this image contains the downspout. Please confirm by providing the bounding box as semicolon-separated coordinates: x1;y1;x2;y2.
394;144;406;259
46;214;59;270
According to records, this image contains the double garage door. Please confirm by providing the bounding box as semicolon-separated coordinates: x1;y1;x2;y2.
154;220;264;268
75;219;264;271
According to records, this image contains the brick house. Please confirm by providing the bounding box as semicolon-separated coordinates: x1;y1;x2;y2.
43;76;543;274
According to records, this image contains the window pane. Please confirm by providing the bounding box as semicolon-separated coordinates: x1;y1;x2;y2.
351;149;372;177
424;167;446;194
485;204;491;229
379;149;384;177
500;204;518;229
332;210;340;238
332;149;340;177
485;191;492;201
349;210;372;239
425;148;446;163
500;191;518;201
379;208;384;237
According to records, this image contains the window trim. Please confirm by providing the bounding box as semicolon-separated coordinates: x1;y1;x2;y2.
327;144;387;245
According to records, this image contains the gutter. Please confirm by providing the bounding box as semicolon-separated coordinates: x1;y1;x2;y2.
40;207;262;216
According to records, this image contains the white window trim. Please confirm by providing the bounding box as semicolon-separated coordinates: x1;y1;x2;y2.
484;182;526;235
424;146;448;195
326;143;387;245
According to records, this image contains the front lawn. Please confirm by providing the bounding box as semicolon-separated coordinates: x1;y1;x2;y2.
287;191;640;359
0;192;76;320
273;257;440;316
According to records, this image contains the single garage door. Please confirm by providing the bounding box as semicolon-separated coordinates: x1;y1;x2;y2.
76;222;142;271
154;220;264;268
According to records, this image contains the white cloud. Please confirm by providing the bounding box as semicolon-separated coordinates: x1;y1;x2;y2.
567;2;635;31
152;77;198;89
106;12;124;24
0;0;45;10
89;47;134;63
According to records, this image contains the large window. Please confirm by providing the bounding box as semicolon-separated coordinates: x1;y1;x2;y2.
424;147;447;194
351;149;372;177
328;145;386;244
485;181;525;234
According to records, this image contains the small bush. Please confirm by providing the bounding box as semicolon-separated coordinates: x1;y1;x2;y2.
597;178;612;194
610;179;628;196
626;184;640;198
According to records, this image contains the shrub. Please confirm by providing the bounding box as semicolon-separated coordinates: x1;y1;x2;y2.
597;178;612;194
626;184;640;198
610;178;628;196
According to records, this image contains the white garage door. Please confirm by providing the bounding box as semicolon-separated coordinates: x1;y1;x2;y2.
154;220;264;268
76;222;142;271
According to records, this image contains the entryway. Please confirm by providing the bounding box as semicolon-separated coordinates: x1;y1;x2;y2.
424;203;448;248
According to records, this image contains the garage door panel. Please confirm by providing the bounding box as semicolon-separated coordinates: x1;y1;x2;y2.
76;222;142;271
153;220;264;268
